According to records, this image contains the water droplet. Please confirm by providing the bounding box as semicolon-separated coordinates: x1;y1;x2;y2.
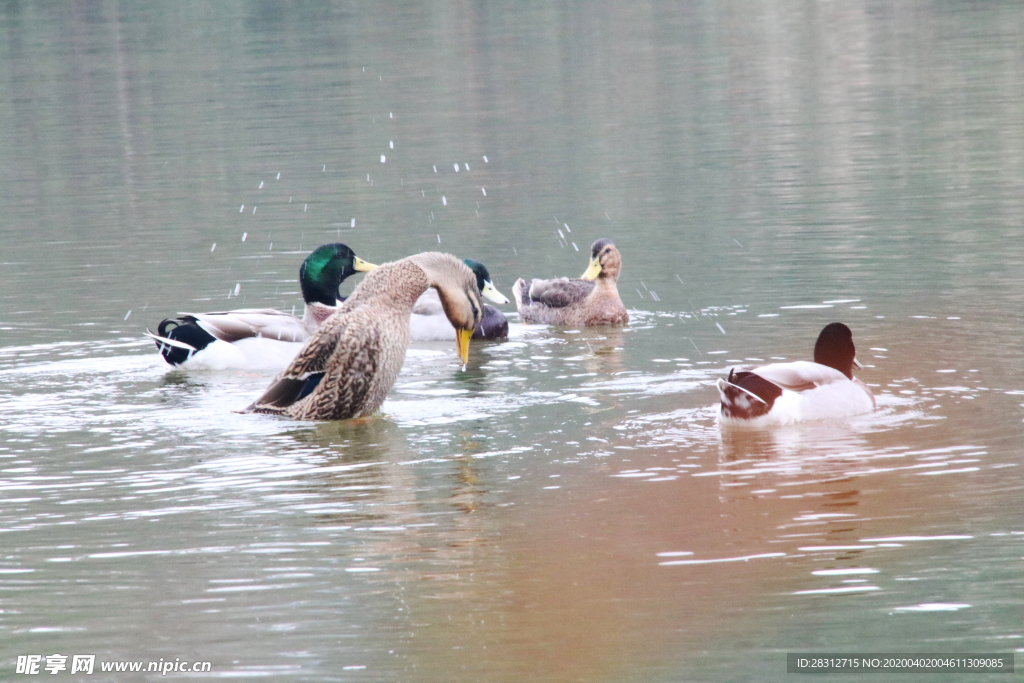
124;310;131;320
464;163;470;171
572;242;578;251
389;112;393;118
323;165;326;172
351;218;356;228
234;283;241;296
304;204;307;212
259;181;264;189
269;243;273;251
380;155;386;163
483;155;488;163
453;163;459;172
242;232;247;241
389;141;394;149
239;204;244;213
276;172;281;180
211;243;216;252
437;234;441;243
252;206;256;214
564;223;571;233
481;187;487;196
558;229;565;240
433;166;437;173
442;196;447;206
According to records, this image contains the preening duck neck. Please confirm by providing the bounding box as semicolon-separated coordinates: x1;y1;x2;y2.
346;259;430;313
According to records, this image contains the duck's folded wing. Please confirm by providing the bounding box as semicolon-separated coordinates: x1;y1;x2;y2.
189;310;308;343
752;361;848;391
244;313;351;411
526;278;595;308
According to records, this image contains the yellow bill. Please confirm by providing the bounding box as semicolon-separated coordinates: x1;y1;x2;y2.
354;257;378;272
580;256;602;281
456;328;473;365
480;280;509;304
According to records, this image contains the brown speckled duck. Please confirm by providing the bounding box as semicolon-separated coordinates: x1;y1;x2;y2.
244;252;483;421
512;238;628;326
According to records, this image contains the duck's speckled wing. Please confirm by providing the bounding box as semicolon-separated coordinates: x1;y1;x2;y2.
244;307;355;411
307;321;382;420
189;309;309;343
526;278;594;309
752;361;848;392
244;302;384;419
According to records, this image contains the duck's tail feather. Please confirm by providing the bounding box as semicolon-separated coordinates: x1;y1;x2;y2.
717;369;781;420
144;329;196;352
512;278;529;309
148;317;216;366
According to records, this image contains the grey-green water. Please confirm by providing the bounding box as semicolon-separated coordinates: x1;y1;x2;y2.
2;3;1023;681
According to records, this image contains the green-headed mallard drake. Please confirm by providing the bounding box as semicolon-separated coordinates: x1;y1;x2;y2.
244;252;483;421
411;259;509;340
717;322;875;426
512;238;628;326
147;243;376;370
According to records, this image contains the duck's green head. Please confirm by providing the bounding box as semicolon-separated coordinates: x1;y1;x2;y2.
463;259;509;305
300;243;377;306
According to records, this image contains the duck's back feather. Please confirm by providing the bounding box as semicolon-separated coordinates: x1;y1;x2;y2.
522;278;595;308
190;309;311;343
750;361;848;392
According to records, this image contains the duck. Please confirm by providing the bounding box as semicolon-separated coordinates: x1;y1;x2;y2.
146;243;376;370
243;252;483;421
410;259;509;340
512;238;628;326
716;322;875;426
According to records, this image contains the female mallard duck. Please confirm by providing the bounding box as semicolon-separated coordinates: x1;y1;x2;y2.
146;243;376;370
244;252;483;421
411;259;509;340
512;238;628;326
717;322;875;426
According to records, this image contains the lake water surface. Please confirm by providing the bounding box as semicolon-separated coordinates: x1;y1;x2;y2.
2;3;1023;681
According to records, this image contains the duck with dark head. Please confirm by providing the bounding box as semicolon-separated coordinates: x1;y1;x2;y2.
245;252;483;421
146;243;376;370
717;322;875;426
